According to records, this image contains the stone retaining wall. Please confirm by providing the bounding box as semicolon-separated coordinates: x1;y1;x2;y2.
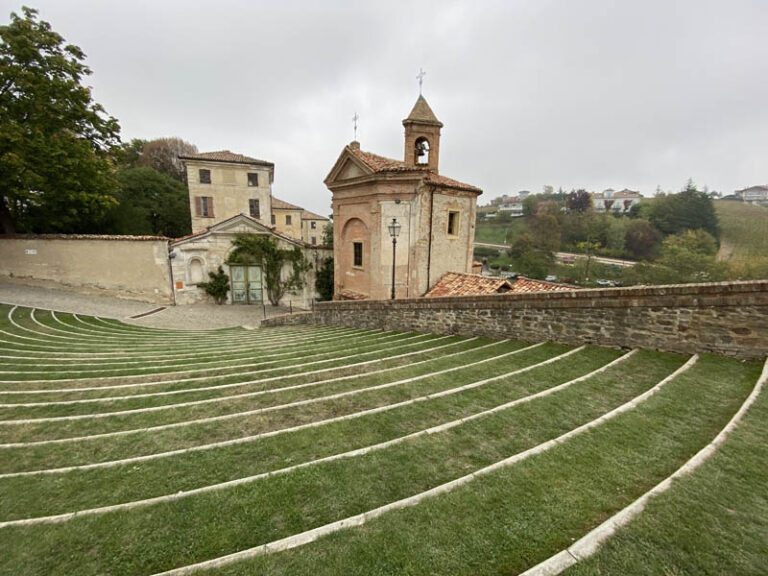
263;281;768;359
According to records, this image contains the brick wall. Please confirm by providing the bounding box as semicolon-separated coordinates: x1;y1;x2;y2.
263;281;768;360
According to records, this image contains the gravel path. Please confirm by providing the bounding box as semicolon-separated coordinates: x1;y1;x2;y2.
0;278;295;330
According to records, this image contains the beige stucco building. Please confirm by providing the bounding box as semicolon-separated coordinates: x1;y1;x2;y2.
325;95;482;300
174;150;331;307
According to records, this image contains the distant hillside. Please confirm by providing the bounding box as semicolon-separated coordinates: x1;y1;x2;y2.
714;201;768;262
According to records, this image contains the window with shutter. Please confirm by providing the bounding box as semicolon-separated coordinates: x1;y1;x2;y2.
249;199;260;219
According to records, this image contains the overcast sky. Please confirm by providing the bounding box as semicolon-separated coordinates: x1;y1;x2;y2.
3;1;767;215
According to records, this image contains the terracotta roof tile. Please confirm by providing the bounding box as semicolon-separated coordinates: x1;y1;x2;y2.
426;272;512;298
338;289;368;300
178;150;274;166
271;197;303;211
301;210;329;221
507;277;580;293
425;272;580;298
347;147;482;193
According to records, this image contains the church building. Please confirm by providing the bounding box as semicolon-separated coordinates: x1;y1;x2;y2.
325;95;482;300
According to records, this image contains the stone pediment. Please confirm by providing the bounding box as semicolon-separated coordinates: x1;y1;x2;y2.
171;214;280;247
324;146;375;186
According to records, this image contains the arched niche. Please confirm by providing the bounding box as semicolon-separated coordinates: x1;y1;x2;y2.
187;257;205;285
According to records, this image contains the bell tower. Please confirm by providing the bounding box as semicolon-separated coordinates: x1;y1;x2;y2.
402;95;443;173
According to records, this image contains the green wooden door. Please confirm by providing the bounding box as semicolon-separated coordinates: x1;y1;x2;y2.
230;265;263;304
247;266;263;303
231;266;247;304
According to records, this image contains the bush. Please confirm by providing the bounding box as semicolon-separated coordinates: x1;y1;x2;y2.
315;258;334;301
198;266;230;304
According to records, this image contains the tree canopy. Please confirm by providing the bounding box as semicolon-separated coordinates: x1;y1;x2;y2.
104;167;191;238
647;181;720;241
134;137;197;182
0;7;121;233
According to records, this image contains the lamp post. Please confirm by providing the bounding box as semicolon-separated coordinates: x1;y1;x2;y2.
388;217;401;300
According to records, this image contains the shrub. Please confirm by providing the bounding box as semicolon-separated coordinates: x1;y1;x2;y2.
198;266;230;304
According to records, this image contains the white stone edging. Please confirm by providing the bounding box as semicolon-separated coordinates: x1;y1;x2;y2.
0;343;577;478
149;354;699;576
0;350;636;528
517;355;767;576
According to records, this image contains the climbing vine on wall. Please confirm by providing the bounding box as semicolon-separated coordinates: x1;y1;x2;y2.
228;233;310;306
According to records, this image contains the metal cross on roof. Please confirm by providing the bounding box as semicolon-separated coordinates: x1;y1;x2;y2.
352;112;359;140
417;68;426;95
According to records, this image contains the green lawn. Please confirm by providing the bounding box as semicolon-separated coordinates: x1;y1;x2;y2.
0;304;764;575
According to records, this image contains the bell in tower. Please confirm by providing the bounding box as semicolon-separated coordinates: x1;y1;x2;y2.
403;95;443;173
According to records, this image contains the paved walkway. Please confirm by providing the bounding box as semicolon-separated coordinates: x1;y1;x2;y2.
0;278;296;330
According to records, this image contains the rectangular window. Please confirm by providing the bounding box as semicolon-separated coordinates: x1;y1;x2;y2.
285;214;292;225
447;211;459;236
311;236;317;245
199;169;211;184
310;221;317;229
247;173;259;187
249;199;260;219
196;196;214;217
353;242;363;267
271;214;276;225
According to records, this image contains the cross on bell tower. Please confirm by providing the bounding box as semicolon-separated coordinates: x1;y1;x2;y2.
416;68;426;95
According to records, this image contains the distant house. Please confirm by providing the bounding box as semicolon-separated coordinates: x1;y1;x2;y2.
735;185;768;204
591;188;643;213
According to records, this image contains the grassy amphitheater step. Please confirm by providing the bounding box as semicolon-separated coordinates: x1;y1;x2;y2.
0;304;764;576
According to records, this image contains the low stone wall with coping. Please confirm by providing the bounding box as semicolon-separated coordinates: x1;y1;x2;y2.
0;235;173;304
262;281;768;359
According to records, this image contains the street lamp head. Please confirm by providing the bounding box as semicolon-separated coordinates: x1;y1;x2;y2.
388;217;401;238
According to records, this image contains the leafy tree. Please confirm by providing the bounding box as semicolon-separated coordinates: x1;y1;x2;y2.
0;7;121;233
104;167;191;237
625;219;660;260
646;180;720;241
321;221;333;247
116;138;147;170
228;233;310;306
315;257;334;301
508;233;553;279
529;206;561;252
622;229;725;285
566;189;592;213
136;137;198;182
522;195;539;216
198;266;230;304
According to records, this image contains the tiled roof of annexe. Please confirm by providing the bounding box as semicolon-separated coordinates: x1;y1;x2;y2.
426;272;512;297
347;147;482;193
426;272;580;298
178;150;274;167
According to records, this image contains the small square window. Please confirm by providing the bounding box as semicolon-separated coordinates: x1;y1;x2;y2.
199;169;211;184
353;242;363;267
247;173;259;187
310;221;317;229
249;199;260;219
285;215;292;225
311;236;317;245
271;214;276;225
447;211;459;236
